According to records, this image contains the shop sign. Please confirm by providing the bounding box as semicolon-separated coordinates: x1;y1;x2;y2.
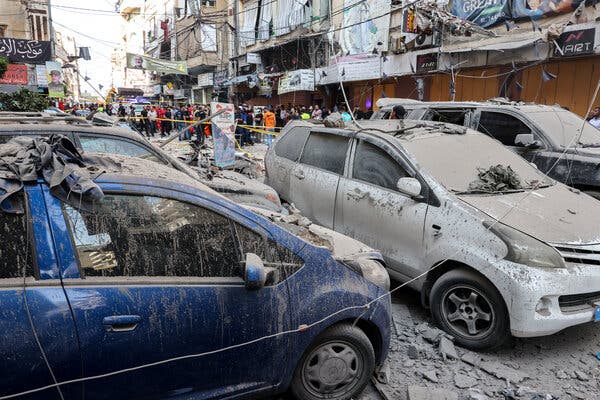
197;72;213;87
554;28;595;57
416;53;438;73
35;65;48;86
0;38;51;63
0;64;28;85
246;52;261;64
278;69;315;94
126;53;187;75
451;0;510;28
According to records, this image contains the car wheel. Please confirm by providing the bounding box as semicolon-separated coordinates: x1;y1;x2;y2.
290;324;375;400
430;268;509;350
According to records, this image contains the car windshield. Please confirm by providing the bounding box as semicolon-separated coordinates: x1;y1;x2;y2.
527;109;600;147
402;133;553;194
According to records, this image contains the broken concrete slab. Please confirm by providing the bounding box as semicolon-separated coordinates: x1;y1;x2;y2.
574;370;589;381
479;361;529;383
454;372;478;389
465;388;490;400
422;327;444;344
439;336;459;360
407;386;458;400
420;369;439;383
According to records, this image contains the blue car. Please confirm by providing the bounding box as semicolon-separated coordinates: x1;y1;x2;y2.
0;154;391;400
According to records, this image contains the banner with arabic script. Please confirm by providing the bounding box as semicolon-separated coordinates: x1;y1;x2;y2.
0;38;51;64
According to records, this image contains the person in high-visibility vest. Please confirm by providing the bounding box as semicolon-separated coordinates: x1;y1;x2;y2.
263;105;276;147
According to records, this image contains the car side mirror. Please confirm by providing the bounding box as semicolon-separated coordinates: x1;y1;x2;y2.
244;253;266;290
397;177;422;198
514;134;542;149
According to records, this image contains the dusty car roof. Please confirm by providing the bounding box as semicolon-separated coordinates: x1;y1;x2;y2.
89;152;220;195
0;121;145;142
376;98;562;112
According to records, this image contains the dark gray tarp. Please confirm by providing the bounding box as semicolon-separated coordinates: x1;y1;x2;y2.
0;135;104;213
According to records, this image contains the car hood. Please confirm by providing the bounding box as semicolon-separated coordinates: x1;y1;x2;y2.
457;184;600;245
245;206;380;261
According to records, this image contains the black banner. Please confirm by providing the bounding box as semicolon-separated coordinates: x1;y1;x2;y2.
0;38;51;64
416;53;438;73
554;28;595;57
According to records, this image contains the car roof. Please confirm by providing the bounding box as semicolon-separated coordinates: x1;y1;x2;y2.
286;119;474;143
0;120;146;142
89;152;219;195
375;98;562;112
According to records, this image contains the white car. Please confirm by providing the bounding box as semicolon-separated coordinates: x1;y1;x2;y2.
265;119;600;349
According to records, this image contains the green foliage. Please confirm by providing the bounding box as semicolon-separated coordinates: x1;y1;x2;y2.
0;88;49;112
0;56;7;79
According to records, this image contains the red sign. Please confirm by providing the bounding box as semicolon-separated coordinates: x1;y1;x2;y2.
0;64;28;85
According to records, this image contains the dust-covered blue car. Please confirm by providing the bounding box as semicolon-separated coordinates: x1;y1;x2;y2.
0;145;391;400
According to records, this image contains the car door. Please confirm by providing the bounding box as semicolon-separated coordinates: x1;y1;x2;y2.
473;109;549;164
290;130;351;229
335;137;429;279
0;187;82;400
265;126;310;202
47;190;290;399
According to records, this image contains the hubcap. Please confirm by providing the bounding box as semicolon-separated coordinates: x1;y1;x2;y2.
302;340;363;397
441;285;495;340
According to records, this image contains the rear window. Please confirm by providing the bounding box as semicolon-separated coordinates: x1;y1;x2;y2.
300;131;349;175
274;127;309;162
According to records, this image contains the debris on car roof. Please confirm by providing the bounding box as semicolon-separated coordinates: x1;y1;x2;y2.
0;135;105;213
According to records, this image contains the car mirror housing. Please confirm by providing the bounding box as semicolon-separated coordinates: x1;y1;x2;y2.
397;177;422;198
244;253;266;290
514;133;541;149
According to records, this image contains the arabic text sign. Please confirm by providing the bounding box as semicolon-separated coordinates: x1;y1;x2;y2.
554;28;595;57
0;64;28;85
451;0;510;28
126;53;187;75
278;69;315;94
332;54;381;82
210;102;237;168
0;38;51;64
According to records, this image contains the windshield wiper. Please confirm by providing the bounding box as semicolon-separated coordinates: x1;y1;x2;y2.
452;188;526;195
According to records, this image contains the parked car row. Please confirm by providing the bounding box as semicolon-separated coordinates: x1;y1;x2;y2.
265;118;600;349
0;139;391;400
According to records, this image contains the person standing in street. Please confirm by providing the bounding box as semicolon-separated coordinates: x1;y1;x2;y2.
588;107;600;129
148;106;158;137
161;107;173;137
263;106;276;147
140;106;149;136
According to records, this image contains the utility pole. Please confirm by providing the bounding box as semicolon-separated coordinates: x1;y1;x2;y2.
73;38;81;102
231;0;240;101
46;0;55;59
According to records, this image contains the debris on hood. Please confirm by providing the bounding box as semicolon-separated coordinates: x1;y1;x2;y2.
468;165;522;193
0;135;105;213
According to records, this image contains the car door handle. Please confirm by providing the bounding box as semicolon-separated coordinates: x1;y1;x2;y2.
293;170;305;180
102;315;141;332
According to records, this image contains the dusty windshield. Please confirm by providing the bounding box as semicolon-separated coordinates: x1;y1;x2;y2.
527;109;600;147
402;133;553;194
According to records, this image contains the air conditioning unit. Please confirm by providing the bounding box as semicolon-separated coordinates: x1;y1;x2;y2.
414;34;434;49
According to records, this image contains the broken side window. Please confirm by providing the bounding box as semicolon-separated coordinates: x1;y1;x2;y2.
274;127;310;162
353;140;409;192
427;109;468;126
234;224;304;285
63;195;241;278
477;112;532;146
0;193;33;279
300;131;349;175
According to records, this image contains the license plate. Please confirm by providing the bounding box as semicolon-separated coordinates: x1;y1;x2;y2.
595;306;600;322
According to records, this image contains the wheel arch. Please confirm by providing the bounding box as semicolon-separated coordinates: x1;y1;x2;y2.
421;260;509;317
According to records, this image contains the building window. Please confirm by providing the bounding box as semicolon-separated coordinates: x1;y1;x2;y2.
0;25;7;38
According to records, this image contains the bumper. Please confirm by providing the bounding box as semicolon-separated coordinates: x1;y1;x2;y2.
490;260;600;337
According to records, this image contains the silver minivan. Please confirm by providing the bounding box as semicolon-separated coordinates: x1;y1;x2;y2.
265;119;600;350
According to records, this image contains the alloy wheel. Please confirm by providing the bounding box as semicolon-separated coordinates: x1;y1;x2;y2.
440;285;495;340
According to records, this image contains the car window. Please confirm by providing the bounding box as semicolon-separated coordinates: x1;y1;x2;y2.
0;194;33;279
78;136;165;164
300;131;349;175
427;109;468;125
274;127;309;162
353;140;409;191
234;224;304;285
477;112;532;146
63;195;241;278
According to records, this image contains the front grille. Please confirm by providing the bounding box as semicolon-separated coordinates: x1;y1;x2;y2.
554;244;600;267
559;291;600;308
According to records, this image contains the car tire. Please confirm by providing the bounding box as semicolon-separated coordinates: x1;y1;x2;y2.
430;268;509;350
290;324;375;400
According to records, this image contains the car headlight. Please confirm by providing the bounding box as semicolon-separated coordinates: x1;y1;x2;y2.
340;258;390;291
484;221;566;269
